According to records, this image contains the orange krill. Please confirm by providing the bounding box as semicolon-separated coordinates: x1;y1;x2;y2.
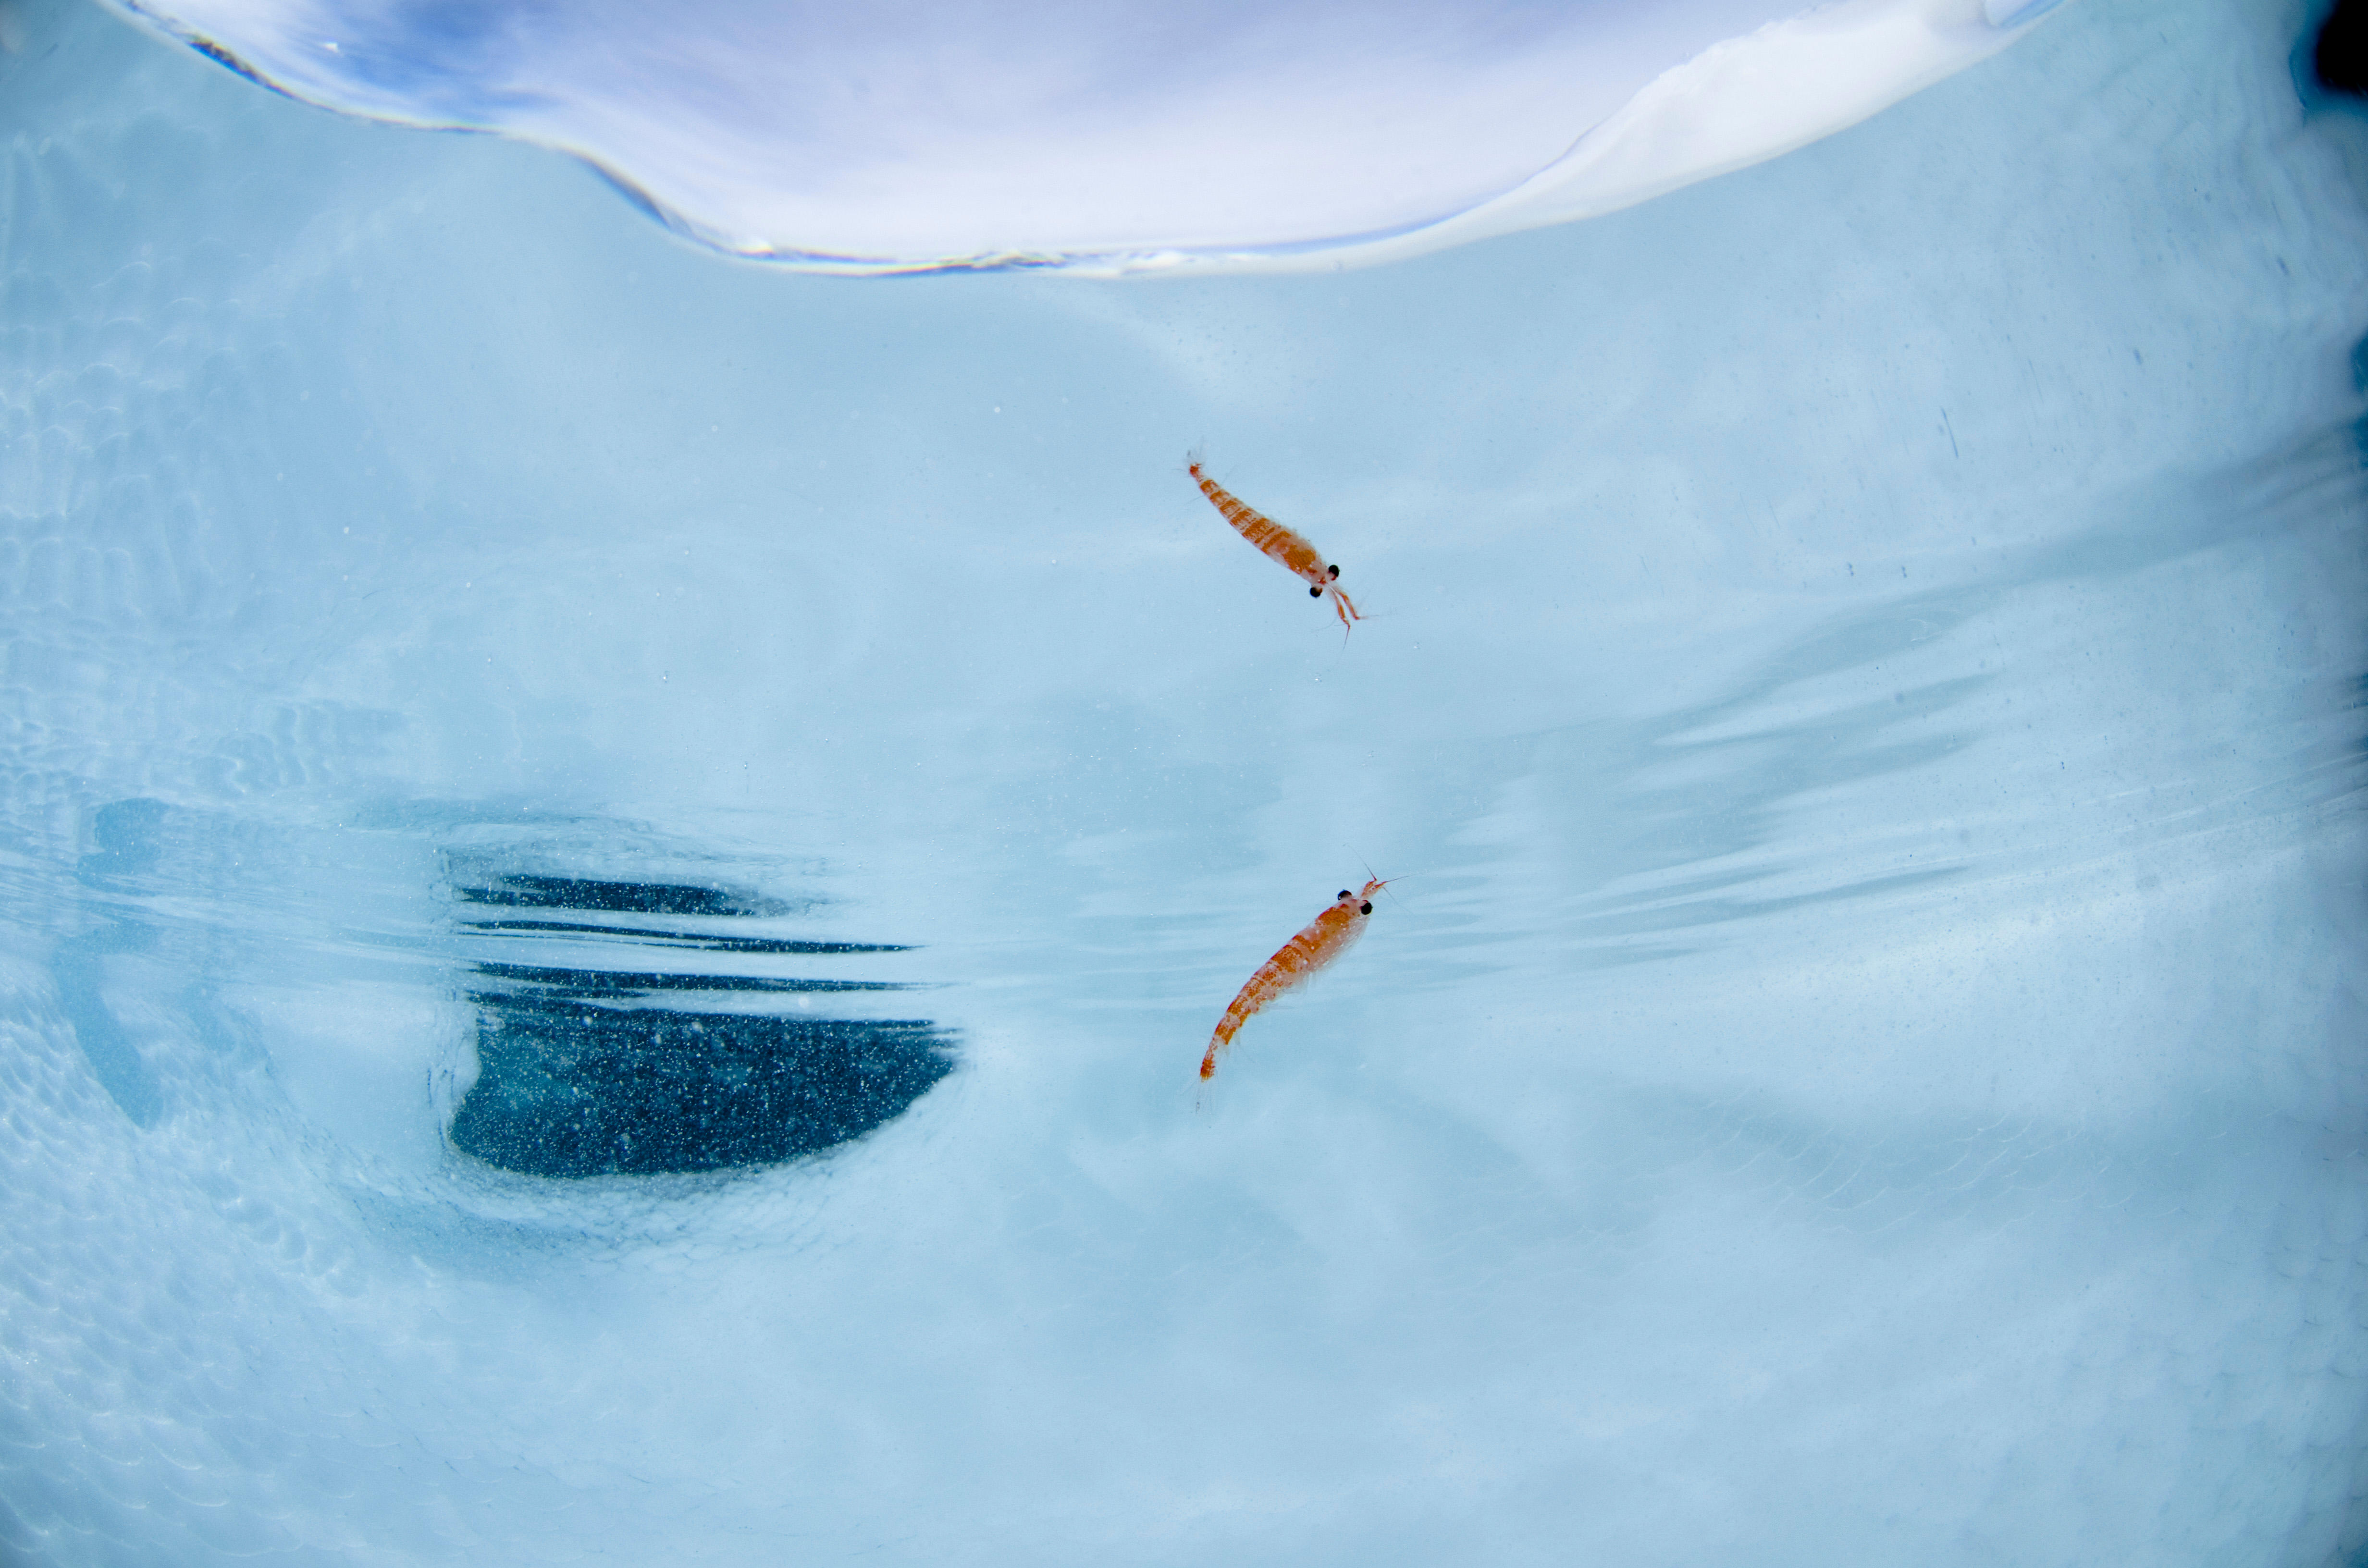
1200;878;1389;1089
1187;455;1363;630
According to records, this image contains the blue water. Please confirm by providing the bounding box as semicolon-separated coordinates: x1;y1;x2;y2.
3;0;2365;1561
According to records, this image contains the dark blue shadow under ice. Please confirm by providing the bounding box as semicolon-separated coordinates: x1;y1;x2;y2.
448;870;954;1180
55;803;958;1174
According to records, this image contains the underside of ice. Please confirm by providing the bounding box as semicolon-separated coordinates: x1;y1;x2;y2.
104;0;2044;270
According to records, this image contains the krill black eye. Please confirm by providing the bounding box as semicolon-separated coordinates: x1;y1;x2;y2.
1360;901;1373;915
1310;585;1322;597
1338;890;1352;899
1328;564;1340;578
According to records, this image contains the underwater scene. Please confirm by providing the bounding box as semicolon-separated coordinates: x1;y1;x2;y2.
2;0;2365;1560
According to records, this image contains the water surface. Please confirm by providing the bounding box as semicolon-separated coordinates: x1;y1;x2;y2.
2;0;2364;1561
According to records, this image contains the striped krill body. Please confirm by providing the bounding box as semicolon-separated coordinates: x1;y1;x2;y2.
1187;456;1363;630
1200;878;1388;1091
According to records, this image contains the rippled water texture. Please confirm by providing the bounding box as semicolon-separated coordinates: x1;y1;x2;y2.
3;0;2366;1561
